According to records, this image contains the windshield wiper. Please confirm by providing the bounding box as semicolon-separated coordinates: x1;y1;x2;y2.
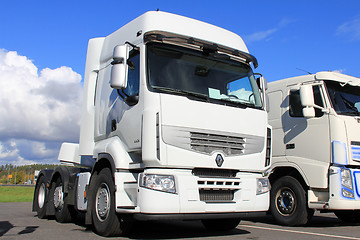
152;86;210;102
218;98;256;108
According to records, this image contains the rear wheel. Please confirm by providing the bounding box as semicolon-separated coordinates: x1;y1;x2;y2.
34;176;47;219
53;178;75;223
91;168;132;236
334;210;360;223
201;218;241;231
270;176;314;226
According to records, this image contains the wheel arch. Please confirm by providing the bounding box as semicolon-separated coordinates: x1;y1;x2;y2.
50;166;75;194
269;166;309;191
92;153;116;178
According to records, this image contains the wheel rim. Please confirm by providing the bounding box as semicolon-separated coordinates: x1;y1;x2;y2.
38;183;46;209
275;187;296;216
95;183;110;222
54;185;64;211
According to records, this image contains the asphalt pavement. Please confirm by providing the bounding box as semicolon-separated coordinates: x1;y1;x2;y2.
1;202;360;240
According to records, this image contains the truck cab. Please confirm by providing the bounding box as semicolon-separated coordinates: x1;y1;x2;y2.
268;71;360;226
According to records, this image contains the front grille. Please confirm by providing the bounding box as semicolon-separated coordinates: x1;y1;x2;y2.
197;179;241;188
190;132;245;156
199;190;235;202
354;172;360;197
162;126;265;157
195;170;241;202
351;141;360;161
192;168;238;178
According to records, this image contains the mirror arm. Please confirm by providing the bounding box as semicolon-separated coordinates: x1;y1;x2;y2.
111;58;124;65
312;104;330;113
125;41;140;52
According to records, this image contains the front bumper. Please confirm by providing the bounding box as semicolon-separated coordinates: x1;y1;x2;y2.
116;168;269;217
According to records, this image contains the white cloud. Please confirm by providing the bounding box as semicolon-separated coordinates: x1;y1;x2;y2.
336;17;360;41
0;141;19;159
0;49;82;165
244;28;278;43
244;17;295;43
332;69;346;74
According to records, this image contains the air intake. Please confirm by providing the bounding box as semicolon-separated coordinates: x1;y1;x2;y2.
190;132;245;156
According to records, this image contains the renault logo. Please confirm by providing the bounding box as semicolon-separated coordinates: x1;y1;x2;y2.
215;154;224;167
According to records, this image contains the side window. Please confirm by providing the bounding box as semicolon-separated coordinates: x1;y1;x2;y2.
123;52;140;97
289;85;324;118
289;90;303;117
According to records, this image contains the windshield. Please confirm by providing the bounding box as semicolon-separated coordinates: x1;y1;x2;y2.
326;80;360;116
146;43;263;109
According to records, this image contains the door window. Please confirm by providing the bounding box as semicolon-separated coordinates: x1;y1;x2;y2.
289;85;324;118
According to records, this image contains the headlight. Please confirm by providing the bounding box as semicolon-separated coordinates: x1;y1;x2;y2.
256;178;270;195
341;168;353;190
140;174;176;193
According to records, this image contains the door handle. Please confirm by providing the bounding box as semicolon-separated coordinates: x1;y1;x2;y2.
286;143;295;149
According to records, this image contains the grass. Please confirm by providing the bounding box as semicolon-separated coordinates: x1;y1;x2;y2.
0;186;34;202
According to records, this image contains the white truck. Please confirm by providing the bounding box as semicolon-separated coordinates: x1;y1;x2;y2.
267;71;360;226
32;11;271;236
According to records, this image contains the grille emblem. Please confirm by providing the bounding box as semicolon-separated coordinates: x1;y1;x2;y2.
215;154;224;167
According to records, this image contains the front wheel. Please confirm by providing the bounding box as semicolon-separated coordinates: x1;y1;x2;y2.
201;218;241;231
270;176;314;226
334;210;360;223
91;168;132;237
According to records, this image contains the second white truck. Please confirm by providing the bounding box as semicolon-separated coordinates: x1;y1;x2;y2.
268;71;360;226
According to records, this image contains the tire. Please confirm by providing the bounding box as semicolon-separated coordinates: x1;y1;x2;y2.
270;176;314;226
91;168;132;237
52;178;74;223
334;210;360;223
201;218;241;231
34;176;47;219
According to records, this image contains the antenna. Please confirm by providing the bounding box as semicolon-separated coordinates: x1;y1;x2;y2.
296;68;312;75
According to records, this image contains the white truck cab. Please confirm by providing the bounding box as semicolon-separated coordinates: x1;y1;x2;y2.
33;11;271;236
268;71;360;226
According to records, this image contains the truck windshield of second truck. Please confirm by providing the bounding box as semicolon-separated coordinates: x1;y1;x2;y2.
147;42;263;109
326;80;360;116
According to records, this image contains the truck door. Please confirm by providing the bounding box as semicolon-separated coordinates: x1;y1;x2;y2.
95;49;142;151
283;84;330;188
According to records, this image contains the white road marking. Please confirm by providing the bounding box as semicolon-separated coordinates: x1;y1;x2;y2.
241;224;360;240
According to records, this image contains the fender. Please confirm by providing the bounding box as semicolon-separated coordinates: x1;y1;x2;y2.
51;167;71;193
93;136;134;169
50;167;84;205
32;169;54;212
93;153;116;176
270;160;310;186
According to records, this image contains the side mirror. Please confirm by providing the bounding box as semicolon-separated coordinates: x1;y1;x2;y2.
300;85;315;107
110;45;129;89
256;76;269;111
260;76;268;91
300;85;315;118
256;75;268;91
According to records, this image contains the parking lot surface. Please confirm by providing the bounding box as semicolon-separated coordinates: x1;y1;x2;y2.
1;202;360;239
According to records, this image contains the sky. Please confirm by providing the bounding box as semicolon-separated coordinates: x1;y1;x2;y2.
0;0;359;165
